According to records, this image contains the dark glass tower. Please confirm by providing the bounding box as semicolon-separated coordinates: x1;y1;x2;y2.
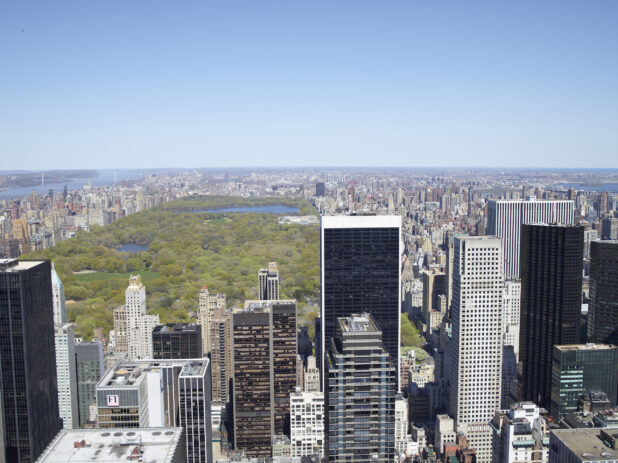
520;224;583;410
153;323;203;359
0;259;60;462
320;215;401;385
587;240;618;344
75;341;104;427
325;313;396;462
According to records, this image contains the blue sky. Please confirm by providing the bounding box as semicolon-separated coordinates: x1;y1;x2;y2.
1;1;616;169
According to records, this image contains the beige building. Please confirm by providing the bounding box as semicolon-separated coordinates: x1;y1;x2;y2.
197;287;226;353
209;308;233;403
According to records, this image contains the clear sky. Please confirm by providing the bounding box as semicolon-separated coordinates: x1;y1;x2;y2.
1;1;616;170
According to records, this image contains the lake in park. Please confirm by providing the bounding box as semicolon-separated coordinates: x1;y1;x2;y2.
183;205;300;214
116;244;149;253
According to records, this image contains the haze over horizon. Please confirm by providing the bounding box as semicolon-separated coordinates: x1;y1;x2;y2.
1;1;617;170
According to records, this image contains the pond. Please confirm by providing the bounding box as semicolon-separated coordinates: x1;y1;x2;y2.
181;205;300;214
116;244;149;253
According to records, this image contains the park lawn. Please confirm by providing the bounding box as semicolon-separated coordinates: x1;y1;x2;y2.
74;270;160;283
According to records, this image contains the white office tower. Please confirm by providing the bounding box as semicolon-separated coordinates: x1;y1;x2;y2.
125;275;159;359
449;236;504;463
490;402;549;463
54;323;79;429
487;198;574;279
290;389;324;458
395;394;409;456
197;287;226;354
502;280;521;409
178;360;213;463
304;355;320;392
51;263;67;324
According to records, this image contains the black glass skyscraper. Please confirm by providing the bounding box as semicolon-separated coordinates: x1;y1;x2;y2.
519;224;583;410
587;240;618;344
320;215;401;385
0;259;61;462
153;323;203;359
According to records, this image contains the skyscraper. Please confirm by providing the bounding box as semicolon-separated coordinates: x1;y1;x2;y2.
325;313;396;462
290;389;325;458
520;224;583;410
75;341;104;427
125;275;159;359
178;360;213;463
196;287;226;354
320;215;401;385
487;198;574;279
258;261;280;300
152;323;203;359
232;300;297;458
51;263;67;324
449;236;504;463
209;308;233;403
551;344;618;421
54;323;79;429
0;259;60;462
112;305;127;353
587;240;618;345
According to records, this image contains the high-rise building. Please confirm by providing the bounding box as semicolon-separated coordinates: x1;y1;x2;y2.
0;259;61;462
196;287;226;354
320;215;401;387
325;313;396;463
152;323;202;359
315;182;326;197
490;402;549;463
502;280;521;409
395;393;410;456
112;306;127;353
51;263;67;324
601;218;618;240
449;236;504;463
587;241;618;345
290;389;325;458
75;341;104;427
232;300;297;458
54;323;79;429
487;198;574;279
550;344;618;421
178;360;213;463
304;355;320;392
520;224;583;410
209;308;233;403
125;275;159;359
258;261;280;300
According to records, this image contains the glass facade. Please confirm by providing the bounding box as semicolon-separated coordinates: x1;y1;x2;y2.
153;323;203;359
520;225;583;410
321;225;400;372
0;260;60;462
551;345;618;421
588;241;618;345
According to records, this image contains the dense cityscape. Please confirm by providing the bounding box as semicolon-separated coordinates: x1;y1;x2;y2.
0;168;617;462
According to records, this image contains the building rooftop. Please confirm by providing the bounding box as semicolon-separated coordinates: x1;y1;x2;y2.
0;258;45;271
552;428;617;461
555;343;617;351
179;359;208;378
36;427;184;463
338;313;380;334
153;323;200;334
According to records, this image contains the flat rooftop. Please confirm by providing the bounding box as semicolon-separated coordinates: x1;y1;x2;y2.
552;428;617;461
179;359;208;378
0;259;45;271
36;427;183;463
338;313;380;333
153;323;200;333
555;343;617;351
